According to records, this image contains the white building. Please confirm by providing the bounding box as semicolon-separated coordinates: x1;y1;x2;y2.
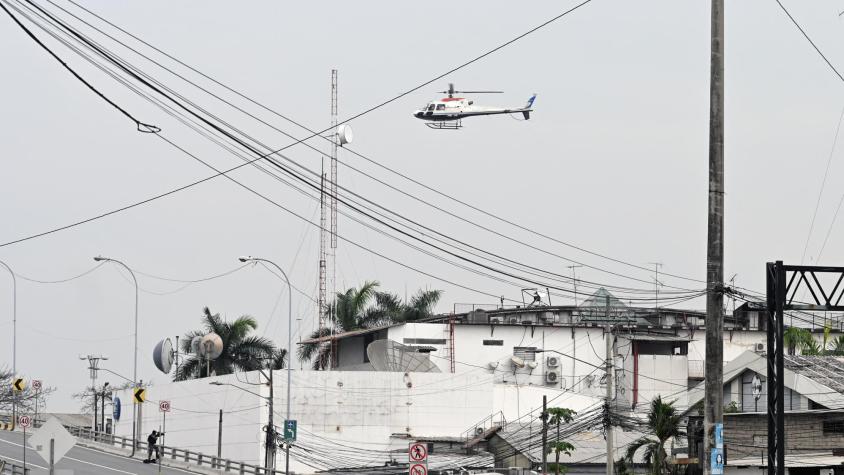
113;289;842;473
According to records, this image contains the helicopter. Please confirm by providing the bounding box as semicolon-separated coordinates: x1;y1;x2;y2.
413;83;536;129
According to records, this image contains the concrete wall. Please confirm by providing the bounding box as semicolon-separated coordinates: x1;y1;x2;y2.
116;369;503;473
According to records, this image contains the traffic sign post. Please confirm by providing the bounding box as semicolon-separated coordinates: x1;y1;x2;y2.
32;380;42;429
409;463;428;475
19;415;31;473
283;420;297;441
133;388;146;404
408;442;428;475
158;401;170;473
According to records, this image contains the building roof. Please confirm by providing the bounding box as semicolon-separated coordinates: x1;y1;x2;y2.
686;350;844;412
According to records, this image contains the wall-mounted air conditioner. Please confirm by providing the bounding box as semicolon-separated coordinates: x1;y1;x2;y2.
475;427;485;436
546;356;560;368
755;342;766;353
545;370;560;384
509;318;519;325
490;317;502;324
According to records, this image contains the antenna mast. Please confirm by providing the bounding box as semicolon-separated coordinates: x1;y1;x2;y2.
329;69;339;367
318;158;328;334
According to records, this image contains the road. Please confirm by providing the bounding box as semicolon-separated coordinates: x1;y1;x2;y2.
0;430;197;475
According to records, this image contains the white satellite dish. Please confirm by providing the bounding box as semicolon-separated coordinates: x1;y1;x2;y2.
199;333;224;360
338;124;354;146
152;338;174;374
526;361;538;370
488;361;500;370
511;356;526;368
190;335;203;354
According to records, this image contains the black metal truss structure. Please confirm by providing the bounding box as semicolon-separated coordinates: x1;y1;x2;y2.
766;261;844;475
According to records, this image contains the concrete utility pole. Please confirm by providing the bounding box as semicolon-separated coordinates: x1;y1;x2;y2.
605;296;614;475
80;355;107;431
703;0;725;474
541;395;548;475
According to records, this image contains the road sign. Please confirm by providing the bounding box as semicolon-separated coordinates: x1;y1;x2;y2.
12;378;24;392
133;388;146;404
28;416;76;465
113;397;121;421
159;400;171;412
31;380;42;391
283;419;297;441
18;416;31;428
409;442;428;462
409;463;428;475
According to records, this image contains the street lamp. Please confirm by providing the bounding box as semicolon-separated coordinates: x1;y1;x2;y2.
93;256;139;455
239;256;293;475
0;260;17;424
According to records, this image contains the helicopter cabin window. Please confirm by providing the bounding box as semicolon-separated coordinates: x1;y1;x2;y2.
427;104;435;111
436;104;446;111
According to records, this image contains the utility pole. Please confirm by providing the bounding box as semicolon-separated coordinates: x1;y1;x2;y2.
263;362;276;471
217;409;223;462
605;296;614;475
648;262;663;310
704;0;725;474
80;355;107;431
541;395;548;475
567;265;583;307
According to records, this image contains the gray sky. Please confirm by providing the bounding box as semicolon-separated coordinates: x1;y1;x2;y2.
2;0;844;412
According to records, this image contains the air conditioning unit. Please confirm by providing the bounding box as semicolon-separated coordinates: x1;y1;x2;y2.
475;427;485;436
545;370;560;384
509;318;519;325
521;320;534;325
755;342;766;353
546;356;560;368
490;317;502;324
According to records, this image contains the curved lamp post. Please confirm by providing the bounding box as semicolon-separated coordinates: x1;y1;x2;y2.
239;256;292;475
93;256;139;455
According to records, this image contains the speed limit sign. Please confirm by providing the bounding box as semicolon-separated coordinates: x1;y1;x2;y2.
32;380;42;391
18;415;31;428
159;400;171;412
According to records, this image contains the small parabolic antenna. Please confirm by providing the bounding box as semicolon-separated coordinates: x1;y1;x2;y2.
190;335;203;355
199;332;224;360
511;356;526;368
338;124;353;146
153;338;174;374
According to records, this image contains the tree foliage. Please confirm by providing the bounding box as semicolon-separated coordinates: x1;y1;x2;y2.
174;307;284;381
622;396;684;475
0;368;53;419
546;407;577;475
298;282;442;369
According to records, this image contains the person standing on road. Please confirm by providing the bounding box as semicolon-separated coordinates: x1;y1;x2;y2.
146;430;161;461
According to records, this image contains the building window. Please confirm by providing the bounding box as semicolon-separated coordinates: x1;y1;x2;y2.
403;338;446;345
483;340;504;346
823;420;844;434
513;346;538;361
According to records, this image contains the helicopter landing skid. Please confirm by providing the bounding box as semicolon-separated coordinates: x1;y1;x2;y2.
425;119;462;130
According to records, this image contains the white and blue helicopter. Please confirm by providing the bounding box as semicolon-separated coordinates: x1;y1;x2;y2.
413;83;536;129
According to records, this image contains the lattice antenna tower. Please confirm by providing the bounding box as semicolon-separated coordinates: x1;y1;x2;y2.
329;69;339;365
318;158;328;333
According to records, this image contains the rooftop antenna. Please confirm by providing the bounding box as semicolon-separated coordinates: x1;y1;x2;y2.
567;265;583;307
647;262;663;311
329;69;339;368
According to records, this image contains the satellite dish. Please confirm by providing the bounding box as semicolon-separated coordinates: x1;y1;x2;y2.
488;361;500;370
526;361;538;370
190;335;203;354
338;124;354;146
153;338;174;374
199;333;224;360
511;356;526;368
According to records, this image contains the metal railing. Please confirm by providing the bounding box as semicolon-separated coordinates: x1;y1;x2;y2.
66;425;286;475
0;460;29;475
460;411;507;441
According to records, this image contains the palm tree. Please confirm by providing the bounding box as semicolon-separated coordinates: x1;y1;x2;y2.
623;396;684;475
783;327;814;355
829;335;844;356
174;307;277;381
298;282;443;369
546;407;576;475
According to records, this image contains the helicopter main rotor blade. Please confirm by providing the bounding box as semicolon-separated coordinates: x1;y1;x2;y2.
454;90;504;94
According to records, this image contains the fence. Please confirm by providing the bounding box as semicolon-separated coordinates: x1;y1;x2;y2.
66;425;285;475
0;460;29;475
